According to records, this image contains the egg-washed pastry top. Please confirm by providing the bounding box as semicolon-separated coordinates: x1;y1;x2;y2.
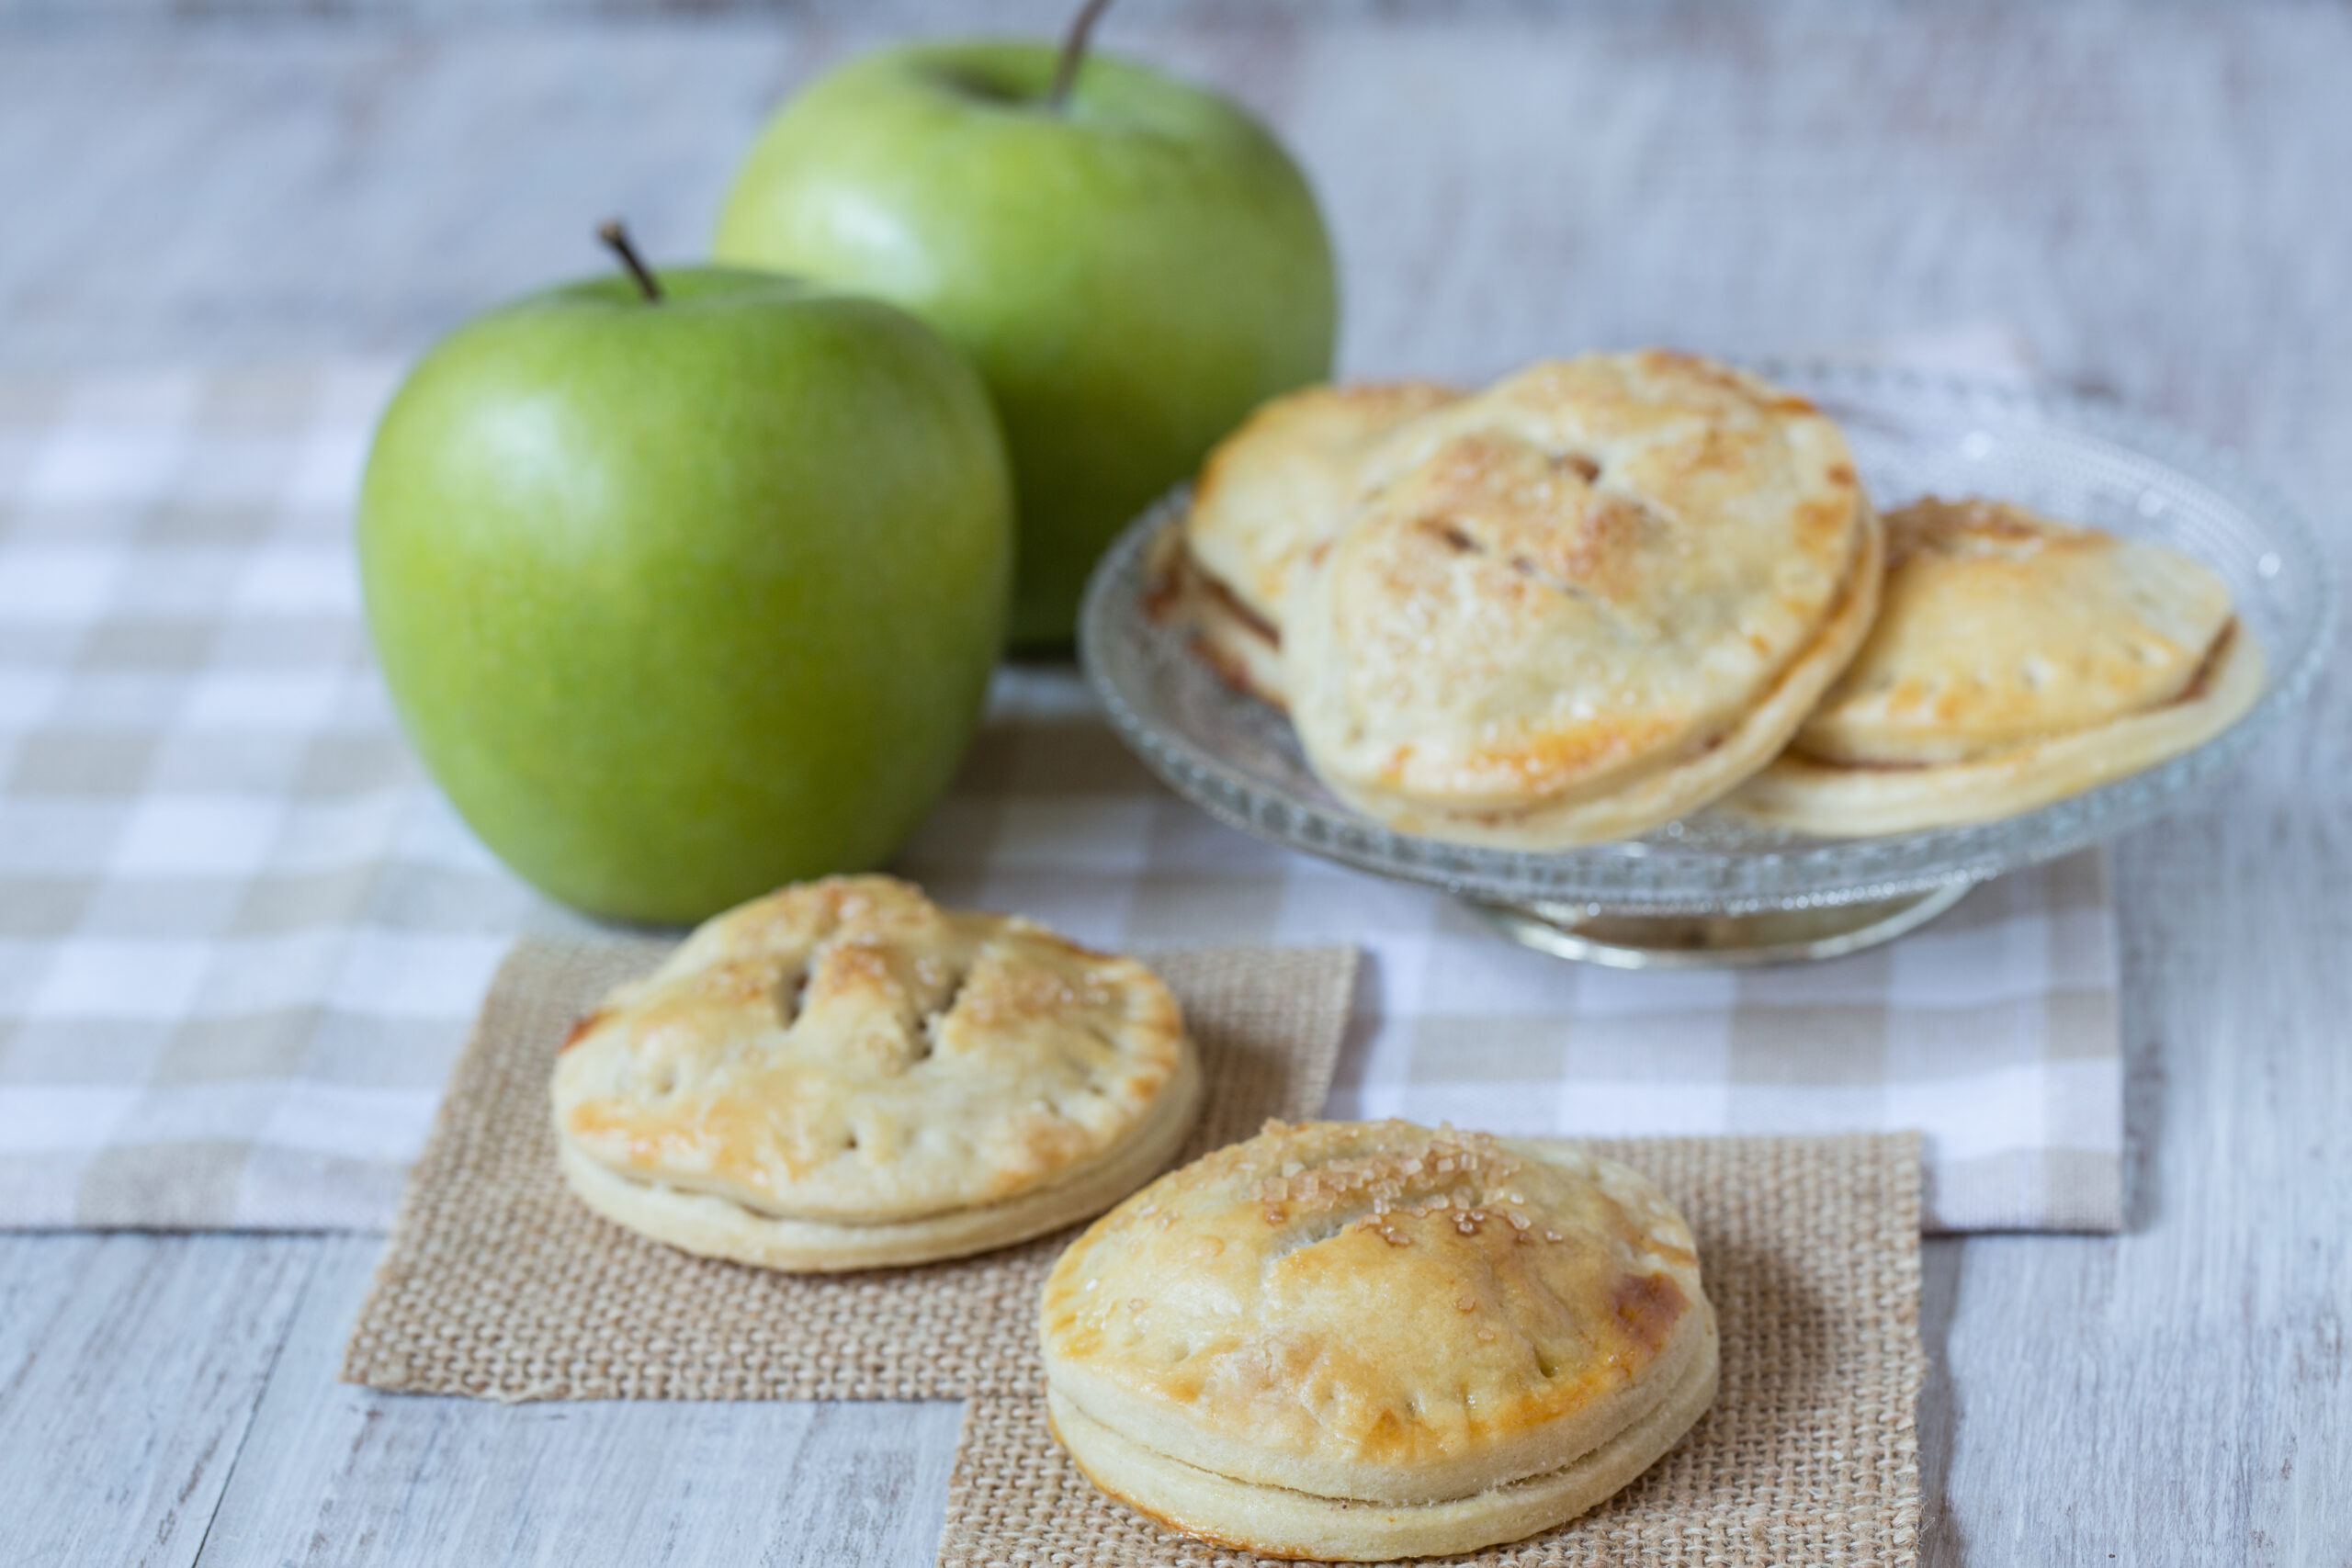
1789;495;2241;765
1040;1119;1712;1508
1283;351;1876;840
553;875;1191;1226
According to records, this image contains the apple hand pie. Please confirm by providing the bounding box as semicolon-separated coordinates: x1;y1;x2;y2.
1040;1119;1717;1561
1279;352;1881;847
552;874;1201;1270
1721;496;2262;836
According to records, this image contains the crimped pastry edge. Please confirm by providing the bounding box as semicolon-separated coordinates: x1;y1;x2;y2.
554;1039;1202;1272
1046;1307;1719;1562
1719;616;2265;836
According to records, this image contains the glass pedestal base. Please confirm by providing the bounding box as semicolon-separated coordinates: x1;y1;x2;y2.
1464;880;1975;969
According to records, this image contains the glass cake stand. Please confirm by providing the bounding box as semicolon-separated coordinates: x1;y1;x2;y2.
1077;361;2335;967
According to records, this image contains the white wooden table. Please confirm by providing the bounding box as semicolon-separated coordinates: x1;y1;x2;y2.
4;6;2349;1564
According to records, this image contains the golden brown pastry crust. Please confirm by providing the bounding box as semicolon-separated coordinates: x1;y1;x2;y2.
1185;380;1462;632
552;876;1199;1264
1722;497;2263;836
1284;353;1878;846
1045;1331;1717;1561
1164;381;1461;712
555;1055;1199;1271
1039;1120;1714;1556
1794;497;2239;765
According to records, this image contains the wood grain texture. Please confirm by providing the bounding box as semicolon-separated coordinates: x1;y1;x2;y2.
0;1235;315;1567
2;6;2348;1565
194;1236;962;1566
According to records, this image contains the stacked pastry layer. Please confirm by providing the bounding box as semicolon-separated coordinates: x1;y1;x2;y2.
1168;353;2258;842
1039;1119;1718;1561
552;875;1202;1270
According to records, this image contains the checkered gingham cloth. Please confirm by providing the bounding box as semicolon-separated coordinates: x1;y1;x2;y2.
0;337;2120;1235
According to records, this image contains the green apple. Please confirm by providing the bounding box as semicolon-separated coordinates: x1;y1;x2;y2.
357;262;1013;924
714;39;1337;646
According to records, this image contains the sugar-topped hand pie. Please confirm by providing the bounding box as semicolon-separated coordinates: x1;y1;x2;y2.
552;875;1202;1271
1039;1119;1717;1560
1722;496;2262;836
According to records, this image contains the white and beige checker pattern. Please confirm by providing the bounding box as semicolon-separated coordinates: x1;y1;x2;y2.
0;348;2118;1234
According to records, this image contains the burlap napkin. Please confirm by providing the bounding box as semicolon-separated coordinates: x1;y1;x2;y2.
344;937;1921;1565
341;938;1358;1402
938;1133;1923;1568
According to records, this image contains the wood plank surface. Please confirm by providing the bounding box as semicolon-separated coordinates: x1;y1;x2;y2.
190;1237;960;1567
0;1235;316;1568
2;5;2348;1565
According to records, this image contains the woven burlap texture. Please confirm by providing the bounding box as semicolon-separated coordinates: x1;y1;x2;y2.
940;1133;1923;1568
341;937;1358;1403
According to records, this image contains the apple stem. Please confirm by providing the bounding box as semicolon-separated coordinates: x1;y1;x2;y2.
1047;0;1117;110
596;220;664;303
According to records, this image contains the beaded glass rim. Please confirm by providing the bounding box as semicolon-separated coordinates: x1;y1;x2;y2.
1078;360;2335;915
